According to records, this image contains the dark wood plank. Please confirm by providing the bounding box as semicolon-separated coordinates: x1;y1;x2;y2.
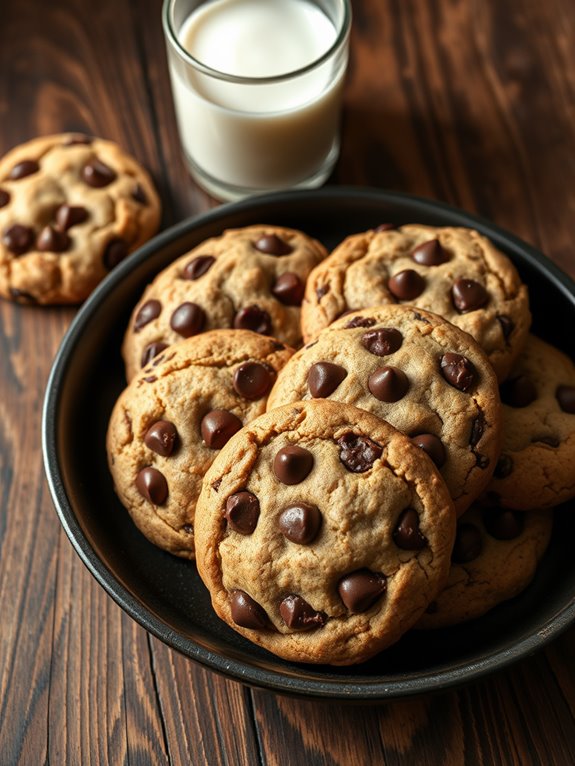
148;637;262;766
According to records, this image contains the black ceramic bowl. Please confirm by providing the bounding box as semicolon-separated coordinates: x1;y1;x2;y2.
42;187;575;700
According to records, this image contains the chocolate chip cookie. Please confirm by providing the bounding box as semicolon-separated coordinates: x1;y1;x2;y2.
267;305;502;516
417;504;553;628
301;225;531;381
122;225;327;381
106;330;294;559
195;400;456;665
486;335;575;509
0;133;161;304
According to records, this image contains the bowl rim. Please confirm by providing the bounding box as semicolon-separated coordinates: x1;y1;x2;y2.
42;185;575;700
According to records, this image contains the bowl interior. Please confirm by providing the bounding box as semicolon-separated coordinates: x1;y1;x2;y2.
44;188;575;699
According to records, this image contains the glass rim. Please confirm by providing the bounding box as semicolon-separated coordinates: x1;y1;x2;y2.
162;0;352;84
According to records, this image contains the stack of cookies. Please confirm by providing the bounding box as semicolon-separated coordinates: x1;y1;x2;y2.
107;222;575;665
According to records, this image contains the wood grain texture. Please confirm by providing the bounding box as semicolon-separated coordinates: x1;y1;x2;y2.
0;0;574;764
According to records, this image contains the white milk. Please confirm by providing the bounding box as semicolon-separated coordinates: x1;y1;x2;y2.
165;0;349;198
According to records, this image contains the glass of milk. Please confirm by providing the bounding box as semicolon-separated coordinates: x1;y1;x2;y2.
162;0;351;201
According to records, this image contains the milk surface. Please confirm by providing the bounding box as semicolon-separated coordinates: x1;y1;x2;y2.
166;0;348;197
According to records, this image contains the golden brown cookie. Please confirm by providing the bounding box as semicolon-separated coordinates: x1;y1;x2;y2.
0;133;160;304
486;335;575;509
417;504;553;628
301;225;530;381
106;330;294;559
195;400;456;665
267;305;502;516
122;225;327;381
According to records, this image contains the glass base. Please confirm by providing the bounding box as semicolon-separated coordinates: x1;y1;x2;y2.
182;139;340;202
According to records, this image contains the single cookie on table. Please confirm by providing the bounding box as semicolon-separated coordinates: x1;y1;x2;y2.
267;305;502;516
485;334;575;510
301;224;531;381
195;400;456;666
122;224;327;381
0;133;161;304
417;504;553;629
107;330;294;559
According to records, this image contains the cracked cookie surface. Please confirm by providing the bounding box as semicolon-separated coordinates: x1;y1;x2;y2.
267;305;502;516
0;133;160;304
106;330;294;559
122;224;327;381
417;504;553;628
195;400;456;665
301;225;530;381
486;335;575;510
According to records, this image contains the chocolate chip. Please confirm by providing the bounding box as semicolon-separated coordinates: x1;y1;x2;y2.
201;409;242;449
482;508;524;540
82;158;116;187
410;433;446;468
225;491;260;534
144;420;178;457
182;255;215;280
345;316;376;329
0;189;10;208
307;362;347;397
337;433;382;473
338;570;387;613
316;284;329;299
411;239;449;266
2;224;33;255
494;454;513;478
182;524;193;534
233;361;274;400
368;366;409;402
500;375;537;407
388;269;425;300
141;342;168;368
440;353;477;392
9;159;39;180
254;233;293;255
556;385;575;414
273;446;314;485
375;223;395;232
55;204;88;230
279;503;322;544
497;315;514;342
279;595;327;630
393;509;427;550
103;238;129;269
452;278;489;313
134;299;162;332
132;182;148;204
361;328;403;356
271;272;304;306
170;302;206;337
36;225;70;253
135;466;168;505
452;523;483;563
230;590;268;629
469;414;485;447
233;305;272;335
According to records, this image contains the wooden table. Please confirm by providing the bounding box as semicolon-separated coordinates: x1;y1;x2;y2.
1;0;574;763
